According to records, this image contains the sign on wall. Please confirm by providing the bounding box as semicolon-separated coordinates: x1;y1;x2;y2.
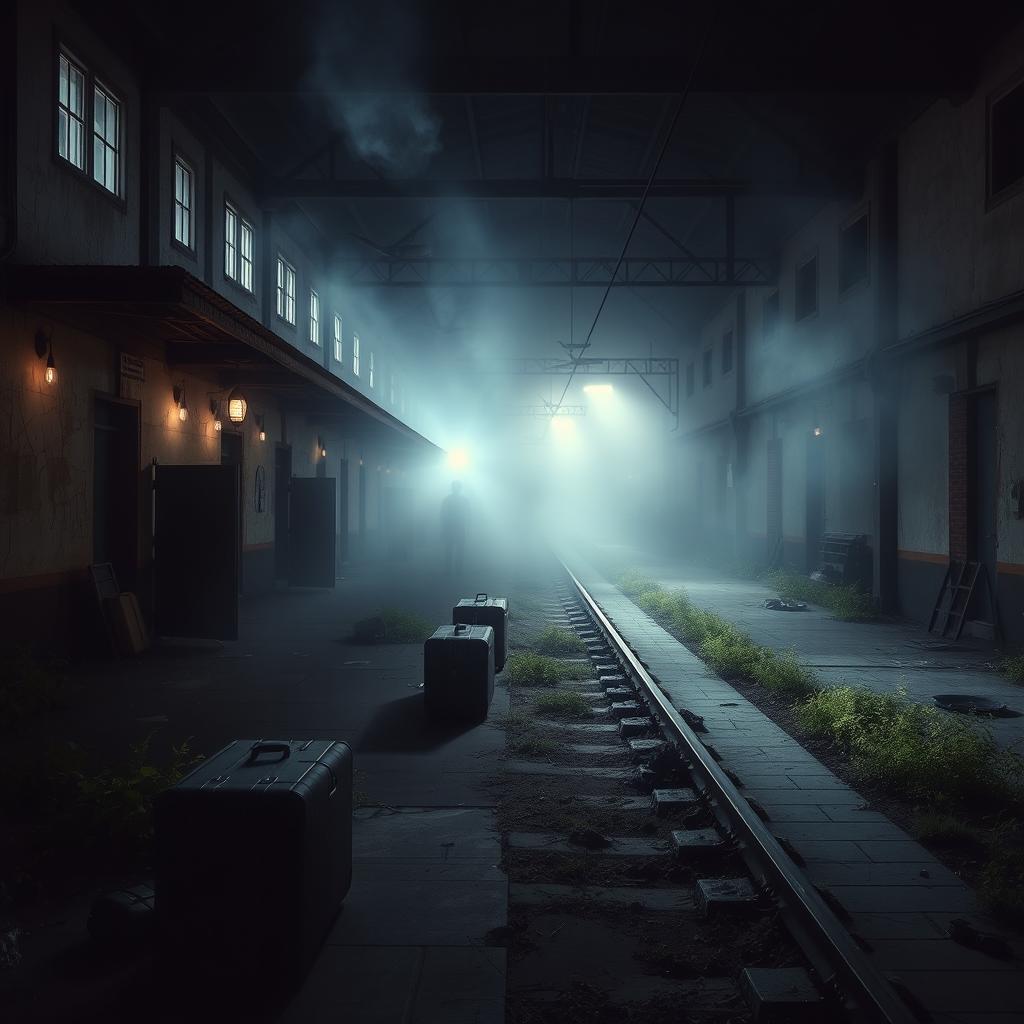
119;352;145;402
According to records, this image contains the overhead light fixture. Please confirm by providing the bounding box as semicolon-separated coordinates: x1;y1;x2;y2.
583;383;613;396
446;448;469;472
35;330;57;386
227;386;248;424
173;384;188;423
210;399;222;432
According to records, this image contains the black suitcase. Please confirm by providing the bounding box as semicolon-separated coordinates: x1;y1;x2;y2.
453;593;509;671
155;738;352;991
424;623;495;720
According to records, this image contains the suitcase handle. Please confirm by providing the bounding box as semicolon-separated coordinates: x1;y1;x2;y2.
247;741;291;764
475;593;487;602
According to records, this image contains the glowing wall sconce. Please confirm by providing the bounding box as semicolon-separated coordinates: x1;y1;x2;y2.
34;330;57;385
173;384;189;422
210;399;223;432
227;386;248;424
258;414;267;443
318;436;327;458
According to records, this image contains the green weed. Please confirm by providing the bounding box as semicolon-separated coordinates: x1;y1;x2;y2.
535;625;587;657
796;686;1024;808
351;608;434;644
507;653;593;687
534;690;593;717
912;811;987;848
1001;655;1024;685
978;822;1024;926
764;570;878;621
508;736;559;757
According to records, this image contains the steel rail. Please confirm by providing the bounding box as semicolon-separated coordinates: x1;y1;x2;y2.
560;562;919;1024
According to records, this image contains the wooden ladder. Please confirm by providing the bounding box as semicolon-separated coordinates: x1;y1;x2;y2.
928;561;980;640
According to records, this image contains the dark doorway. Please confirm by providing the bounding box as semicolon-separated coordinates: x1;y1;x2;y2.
970;390;998;621
338;458;350;565
220;431;243;591
93;396;140;591
289;477;336;588
274;445;291;581
766;438;783;564
806;433;825;572
153;465;239;640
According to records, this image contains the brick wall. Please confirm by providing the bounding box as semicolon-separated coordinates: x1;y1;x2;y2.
948;393;968;563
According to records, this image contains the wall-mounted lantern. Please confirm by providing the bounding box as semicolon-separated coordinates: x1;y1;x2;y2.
210;399;223;432
34;330;57;386
173;384;189;422
227;386;248;424
318;435;327;458
258;414;267;443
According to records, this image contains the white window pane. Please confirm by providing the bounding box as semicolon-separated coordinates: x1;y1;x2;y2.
59;55;69;107
240;222;252;259
175;205;182;242
69;66;83;116
93;138;103;183
105;146;115;191
58;108;68;159
71;118;83;168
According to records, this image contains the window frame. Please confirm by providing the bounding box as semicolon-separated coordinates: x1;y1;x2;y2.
171;149;196;256
794;252;819;322
987;69;1024;208
369;350;375;390
53;43;126;207
91;79;121;196
353;334;361;377
275;254;297;326
309;288;321;347
56;50;87;175
838;207;871;297
333;314;343;364
223;197;256;295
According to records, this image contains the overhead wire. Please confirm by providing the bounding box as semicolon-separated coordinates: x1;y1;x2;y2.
545;12;717;434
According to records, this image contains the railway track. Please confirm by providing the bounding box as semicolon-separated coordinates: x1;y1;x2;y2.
494;563;921;1024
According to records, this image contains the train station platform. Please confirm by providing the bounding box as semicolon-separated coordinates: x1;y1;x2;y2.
2;556;515;1023
593;544;1024;752
569;551;1024;1024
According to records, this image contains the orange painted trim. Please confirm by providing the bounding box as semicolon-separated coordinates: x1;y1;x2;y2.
0;568;88;594
998;561;1024;576
242;542;274;553
897;550;949;565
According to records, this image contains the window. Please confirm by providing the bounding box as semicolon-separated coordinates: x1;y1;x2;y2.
686;362;695;396
92;83;120;194
239;220;253;292
722;330;734;374
763;290;780;339
225;206;237;278
225;204;255;291
369;351;375;389
353;334;360;377
276;256;296;324
309;290;320;346
173;157;194;249
333;315;343;363
702;349;713;388
839;214;869;292
57;53;86;171
990;79;1024;199
795;255;818;320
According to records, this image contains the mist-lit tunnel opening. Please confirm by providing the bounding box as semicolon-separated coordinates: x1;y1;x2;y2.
4;1;1024;1021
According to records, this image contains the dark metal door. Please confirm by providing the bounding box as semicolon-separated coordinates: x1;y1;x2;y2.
289;477;336;588
154;464;239;640
93;397;140;592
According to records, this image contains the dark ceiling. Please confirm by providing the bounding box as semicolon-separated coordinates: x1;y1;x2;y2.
78;0;1023;366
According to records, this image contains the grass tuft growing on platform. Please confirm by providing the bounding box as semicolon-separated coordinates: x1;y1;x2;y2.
534;690;593;717
508;736;560;757
352;608;434;644
764;570;878;621
506;653;592;687
1001;654;1024;685
615;572;818;698
534;625;587;657
796;685;1024;807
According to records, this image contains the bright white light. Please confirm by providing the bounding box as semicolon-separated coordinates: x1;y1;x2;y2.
447;448;470;472
583;383;613;396
550;415;576;441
